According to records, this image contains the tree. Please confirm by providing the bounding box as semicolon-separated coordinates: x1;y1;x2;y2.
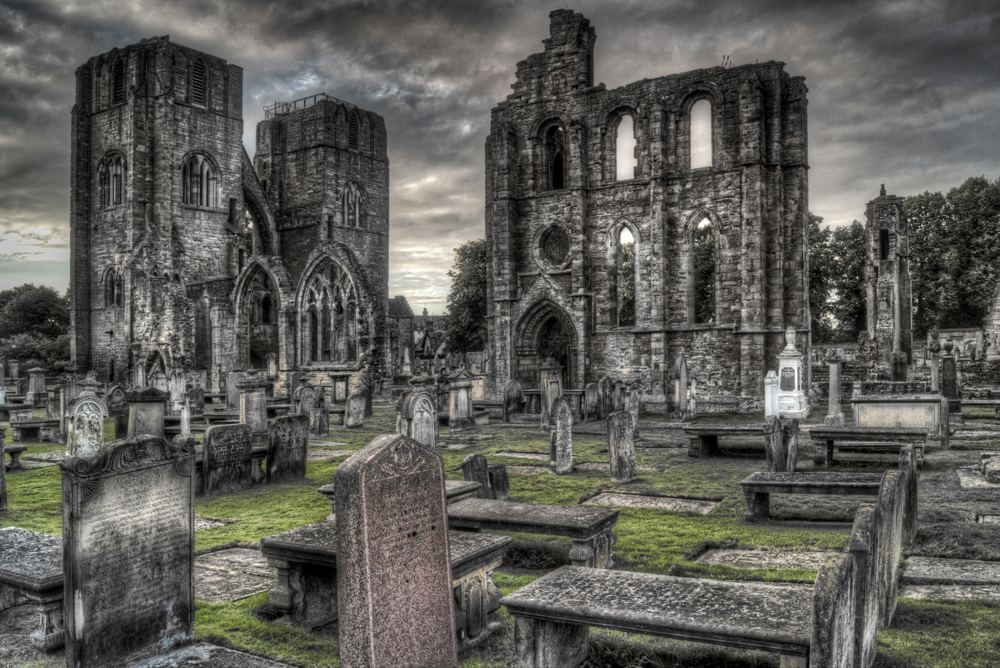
808;213;834;342
0;284;70;339
444;238;488;354
826;220;867;342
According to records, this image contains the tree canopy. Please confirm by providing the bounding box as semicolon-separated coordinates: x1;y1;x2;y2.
444;238;488;354
0;284;70;339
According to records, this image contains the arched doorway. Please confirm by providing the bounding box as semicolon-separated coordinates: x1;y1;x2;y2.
515;301;577;389
234;263;280;370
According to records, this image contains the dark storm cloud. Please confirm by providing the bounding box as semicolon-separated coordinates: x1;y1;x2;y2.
1;0;998;312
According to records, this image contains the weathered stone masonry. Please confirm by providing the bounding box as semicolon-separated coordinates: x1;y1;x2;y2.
70;37;401;395
485;10;810;411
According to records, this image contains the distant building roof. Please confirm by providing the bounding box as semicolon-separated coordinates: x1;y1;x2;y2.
387;295;414;319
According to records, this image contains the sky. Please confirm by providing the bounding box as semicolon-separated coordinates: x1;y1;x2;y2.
1;0;998;314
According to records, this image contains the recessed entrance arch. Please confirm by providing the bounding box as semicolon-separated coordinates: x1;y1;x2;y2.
514;300;578;389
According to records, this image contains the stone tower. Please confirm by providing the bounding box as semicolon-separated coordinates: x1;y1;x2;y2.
70;38;394;394
865;184;913;365
484;10;810;412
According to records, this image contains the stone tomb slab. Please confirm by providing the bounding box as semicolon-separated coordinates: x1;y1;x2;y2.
492;450;549;461
956;467;998;489
978;515;1000;525
306;449;356;461
60;437;195;668
583;493;718;514
898;584;1000;601
129;642;297;668
696;549;843;571
194;548;275;604
902;557;1000;586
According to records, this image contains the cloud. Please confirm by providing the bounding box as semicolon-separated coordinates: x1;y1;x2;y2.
0;0;998;313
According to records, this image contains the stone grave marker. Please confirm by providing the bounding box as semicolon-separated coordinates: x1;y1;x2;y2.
203;423;253;496
488;465;510;501
8;359;19;381
762;416;798;473
502;379;522;422
267;415;309;483
344;392;366;429
627;386;640;439
877;469;904;627
824;349;845;426
238;376;270;450
181;399;192;436
361;388;373;417
583;383;599;422
597;375;613;419
458;454;492;499
186;385;205;414
0;426;6;511
107;385;128;439
266;352;278;379
26;367;47;407
448;378;474;431
126;387;167;439
295;383;318;419
401;391;437;447
764;370;779;418
312;387;330;436
67;378;109;459
549;397;573;475
60;435;195;667
851;503;882;668
169;368;186;414
335;434;458;668
607;411;636;483
226;370;248;410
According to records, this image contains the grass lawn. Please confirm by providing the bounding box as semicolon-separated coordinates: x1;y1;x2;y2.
3;403;1000;667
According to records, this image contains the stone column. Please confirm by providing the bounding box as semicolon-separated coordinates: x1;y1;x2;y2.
824;349;845;426
941;339;962;425
928;331;941;393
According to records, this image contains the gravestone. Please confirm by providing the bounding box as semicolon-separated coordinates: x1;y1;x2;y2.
67;378;109;458
583;383;599;422
850;503;882;668
502;379;522;422
549;398;573;475
607;411;636;484
312;387;330;436
448;379;474;431
238;377;270;451
9;359;19;381
627;386;640;440
203;423;253;496
295;383;318;420
762;416;798;473
26;367;47;407
330;374;350;404
186;386;205;414
362;388;373;417
0;427;6;511
107;386;129;439
776;327;809;418
459;454;492;499
345;392;366;429
824;349;845;426
488;465;510;501
673;349;689;418
60;435;195;667
877;469;905;628
180;399;191;436
764;370;779;418
597;376;613;419
267;415;309;483
940;344;962;424
928;331;941;392
126;387;167;439
169;368;186;414
400;391;436;447
335;434;458;668
266;352;278;379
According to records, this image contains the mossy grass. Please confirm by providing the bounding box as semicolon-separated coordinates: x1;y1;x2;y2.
2;403;1000;666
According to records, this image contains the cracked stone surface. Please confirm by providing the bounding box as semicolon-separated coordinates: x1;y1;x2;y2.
956;468;998;489
899;584;1000;601
194;548;275;604
696;549;843;570
129;643;296;667
902;557;1000;585
584;493;718;513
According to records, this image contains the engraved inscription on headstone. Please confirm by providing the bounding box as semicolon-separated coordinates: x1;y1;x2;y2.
488;465;510;501
203;424;253;496
550;398;573;475
345;392;366;429
126;387;167;439
459;454;492;499
61;436;195;668
779;367;796;392
267;415;308;483
335;434;458;668
607;411;636;484
66;378;108;458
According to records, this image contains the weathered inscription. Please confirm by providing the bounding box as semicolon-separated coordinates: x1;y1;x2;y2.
204;424;252;495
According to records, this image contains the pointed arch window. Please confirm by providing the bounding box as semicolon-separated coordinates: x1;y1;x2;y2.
611;227;636;327
614;114;637;181
181;154;219;208
300;260;359;365
191;58;208;106
343;183;365;228
112;56;126;105
104;269;117;308
693;217;716;323
543;123;567;191
690;99;712;169
100;154;126;208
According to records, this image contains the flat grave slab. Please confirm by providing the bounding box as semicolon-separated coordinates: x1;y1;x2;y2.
899;584;1000;601
194;548;275;604
308;441;348;447
194;516;229;531
574;461;664;473
583;493;719;514
504;465;547;475
902;557;1000;585
696;549;843;571
956;467;998;489
129;642;297;668
978;515;1000;525
492;450;547;461
306;449;355;461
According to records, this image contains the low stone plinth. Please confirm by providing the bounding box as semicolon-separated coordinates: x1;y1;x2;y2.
683;423;765;458
809;426;928;467
261;521;510;647
851;394;947;437
447;498;618;569
0;527;64;651
10;420;59;444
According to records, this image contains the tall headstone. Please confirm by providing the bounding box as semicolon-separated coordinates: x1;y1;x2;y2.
583;383;599;422
824;348;845;426
400;346;413;378
488;465;510;501
61;436;195;667
125;387;167;439
928;330;941;392
345;392;366;429
502;379;523;422
335;434;458;668
763;416;798;473
66;378;109;459
459;454;492;499
26;367;47;407
448;379;474;432
0;427;6;511
763;370;779;418
169;368;186;414
672;349;689;418
9;359;19;381
203;424;253;496
776;327;809;418
267;415;309;483
180;399;192;436
941;340;962;425
266;352;278;380
107;386;128;440
226;370;247;410
362;388;373;417
401;391;436;447
295;383;318;421
539;356;563;428
607;411;636;484
627;385;640;440
312;387;330;436
186;385;205;414
549;398;573;475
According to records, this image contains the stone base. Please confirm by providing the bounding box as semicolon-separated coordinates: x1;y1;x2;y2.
823;413;845;427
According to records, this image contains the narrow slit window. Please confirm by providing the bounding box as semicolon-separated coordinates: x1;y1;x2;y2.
349;113;359;150
191;59;207;106
694;218;716;323
616;228;636;326
879;229;890;261
690;99;712;169
615;115;637;181
112;57;126;104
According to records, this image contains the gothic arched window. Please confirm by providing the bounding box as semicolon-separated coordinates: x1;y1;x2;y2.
614;114;637;181
112;56;126;105
100;154;126;208
181;154;219;208
343;183;365;228
690;99;712;169
543;123;568;191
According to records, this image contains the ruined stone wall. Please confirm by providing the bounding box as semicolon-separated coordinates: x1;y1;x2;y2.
486;9;809;412
865;187;912;364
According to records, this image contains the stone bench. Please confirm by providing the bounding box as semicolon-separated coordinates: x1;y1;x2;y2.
4;445;28;471
317;479;482;520
261;520;511;647
501;489;896;668
10;420;60;444
0;527;64;651
808;426;927;467
446;498;619;569
683;423;764;458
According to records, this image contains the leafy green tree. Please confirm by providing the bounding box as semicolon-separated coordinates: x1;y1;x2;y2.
827;220;868;342
618;241;635;326
694;222;715;323
0;284;69;339
444;238;488;354
808;213;834;342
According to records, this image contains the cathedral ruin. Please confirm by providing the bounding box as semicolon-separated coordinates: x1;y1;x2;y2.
485;10;811;411
69;36;409;394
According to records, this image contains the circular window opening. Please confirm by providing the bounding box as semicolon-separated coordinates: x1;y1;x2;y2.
540;226;570;268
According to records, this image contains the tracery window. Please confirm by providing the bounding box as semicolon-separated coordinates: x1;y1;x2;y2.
543;123;567;191
302;260;358;364
181;154;219;208
343;183;365;228
100;154;126;208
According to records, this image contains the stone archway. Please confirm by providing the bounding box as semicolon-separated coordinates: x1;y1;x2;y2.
514;301;578;389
